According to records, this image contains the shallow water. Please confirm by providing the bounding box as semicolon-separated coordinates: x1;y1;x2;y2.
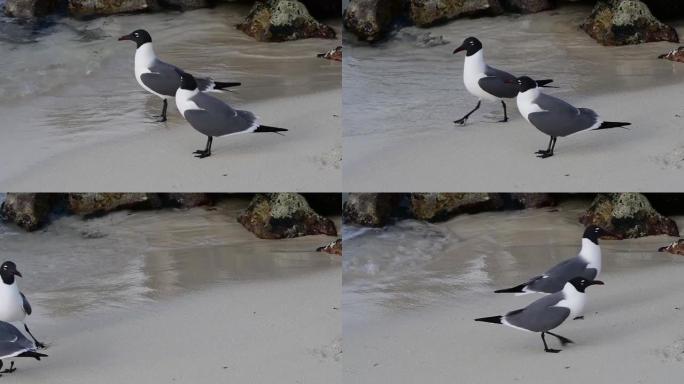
0;4;340;181
0;198;339;318
343;4;684;137
343;200;684;328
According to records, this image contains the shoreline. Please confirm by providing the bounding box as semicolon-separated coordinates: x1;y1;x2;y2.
4;267;341;384
2;89;341;191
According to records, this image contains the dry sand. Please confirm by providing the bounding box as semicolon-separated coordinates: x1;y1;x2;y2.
2;90;341;192
344;81;684;192
2;267;341;384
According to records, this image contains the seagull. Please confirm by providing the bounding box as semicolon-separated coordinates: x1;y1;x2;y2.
0;320;47;375
118;29;241;122
0;262;44;349
512;76;631;158
476;277;604;353
452;36;554;124
495;226;610;297
175;70;288;159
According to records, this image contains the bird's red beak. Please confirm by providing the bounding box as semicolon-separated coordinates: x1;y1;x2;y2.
118;34;132;41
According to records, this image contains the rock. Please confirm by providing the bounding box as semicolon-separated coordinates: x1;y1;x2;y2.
67;0;158;19
317;238;342;255
3;0;60;18
161;193;212;208
238;193;337;239
501;0;553;13
300;0;342;18
407;0;504;27
343;193;399;227
508;193;556;209
157;0;209;11
409;193;504;222
67;193;162;216
317;46;343;61
0;193;57;231
343;0;402;42
581;0;679;46
658;46;684;63
302;193;343;216
237;0;336;42
579;193;679;239
658;239;684;255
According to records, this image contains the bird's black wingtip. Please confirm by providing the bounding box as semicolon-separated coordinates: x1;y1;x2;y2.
255;125;288;134
475;315;502;324
494;283;527;293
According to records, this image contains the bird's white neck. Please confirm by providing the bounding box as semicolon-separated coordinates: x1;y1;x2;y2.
135;42;157;68
463;50;486;76
556;283;587;318
517;87;540;104
578;238;602;274
176;88;199;100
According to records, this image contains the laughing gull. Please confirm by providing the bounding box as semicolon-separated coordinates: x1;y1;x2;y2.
495;226;610;299
119;29;241;122
0;321;47;375
452;37;554;124
513;76;631;158
476;277;604;353
175;70;288;158
0;262;44;349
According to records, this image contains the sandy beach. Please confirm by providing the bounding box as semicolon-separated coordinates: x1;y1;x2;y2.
343;203;684;383
0;199;341;383
2;90;341;192
343;4;684;192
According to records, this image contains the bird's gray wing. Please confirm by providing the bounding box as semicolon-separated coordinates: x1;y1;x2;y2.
478;66;518;98
525;257;593;293
0;321;33;358
183;93;257;137
528;93;599;137
140;59;182;97
505;292;570;332
20;292;31;316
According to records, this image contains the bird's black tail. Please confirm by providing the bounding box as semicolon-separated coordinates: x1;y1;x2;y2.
494;283;527;293
535;79;555;88
214;81;241;90
255;125;288;134
596;121;631;130
18;351;48;360
475;315;502;324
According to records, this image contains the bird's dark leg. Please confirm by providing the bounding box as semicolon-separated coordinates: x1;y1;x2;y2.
536;137;557;158
546;331;574;346
155;99;168;122
499;100;508;123
454;100;481;125
0;360;15;373
194;136;213;159
24;323;45;349
541;332;561;353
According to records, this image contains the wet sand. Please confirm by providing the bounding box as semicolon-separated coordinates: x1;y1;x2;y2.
343;4;684;191
343;202;684;383
0;199;341;382
0;5;341;191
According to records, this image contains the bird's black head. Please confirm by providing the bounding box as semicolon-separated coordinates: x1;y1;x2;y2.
118;29;152;48
568;277;604;293
516;76;538;93
453;37;483;56
0;261;21;285
175;69;198;91
582;225;612;245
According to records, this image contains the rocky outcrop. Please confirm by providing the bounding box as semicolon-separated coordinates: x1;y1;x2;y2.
658;46;684;63
0;193;58;231
157;0;208;11
343;0;402;42
579;193;679;239
67;0;158;18
501;0;553;13
238;0;336;42
508;193;556;209
67;193;162;216
343;193;399;227
317;238;342;255
408;193;504;222
581;0;679;46
238;193;338;239
299;0;342;18
3;0;60;18
318;46;343;61
407;0;504;27
161;193;212;208
658;239;684;255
